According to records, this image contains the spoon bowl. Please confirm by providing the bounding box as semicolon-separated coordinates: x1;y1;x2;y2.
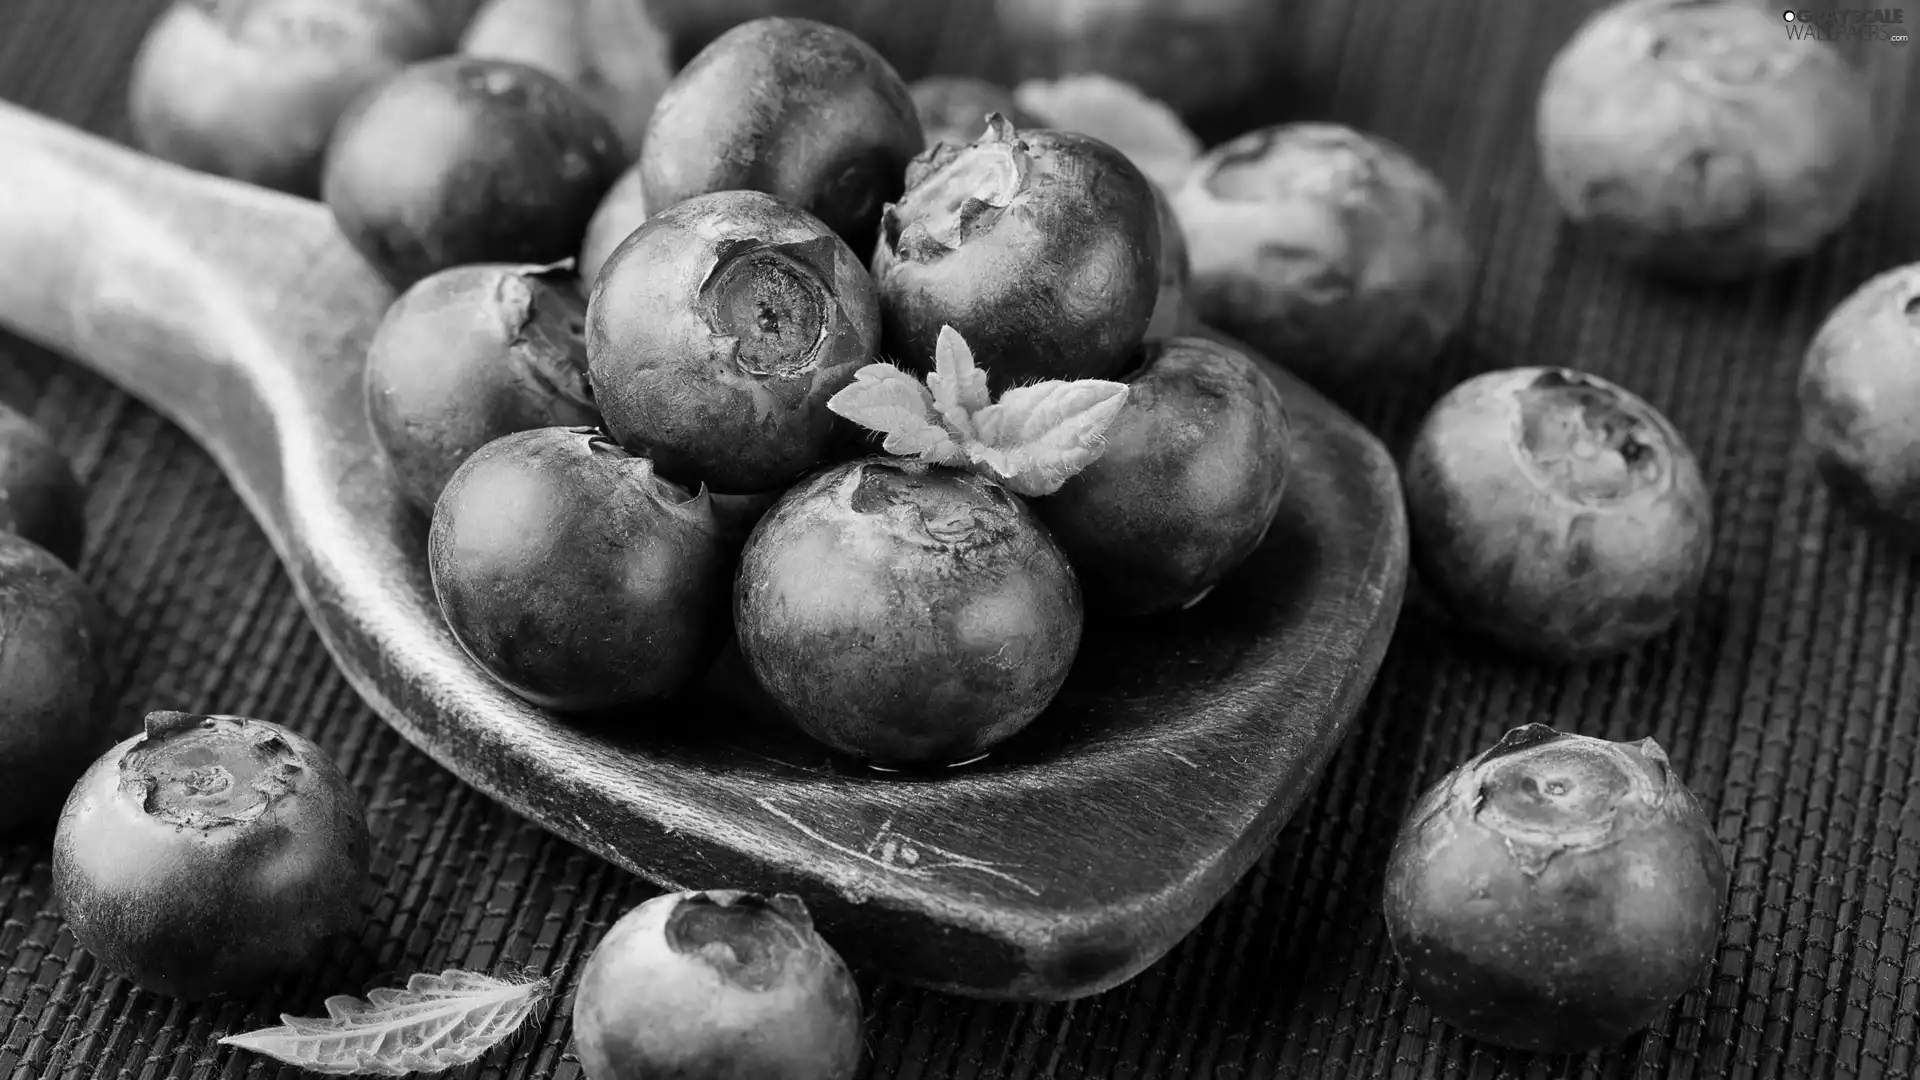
0;101;1407;1000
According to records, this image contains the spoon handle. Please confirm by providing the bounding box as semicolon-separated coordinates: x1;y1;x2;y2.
0;107;591;917
0;99;393;547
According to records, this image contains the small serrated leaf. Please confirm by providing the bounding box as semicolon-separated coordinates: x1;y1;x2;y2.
827;363;966;465
828;331;1127;490
218;969;550;1077
959;440;1081;497
827;363;935;424
895;428;967;463
962;379;1130;496
961;437;1017;481
972;379;1129;451
927;325;992;437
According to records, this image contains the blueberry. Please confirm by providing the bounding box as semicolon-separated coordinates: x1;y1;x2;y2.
587;190;879;494
429;427;730;711
457;0;674;158
642;0;830;64
1404;367;1713;660
908;75;1039;148
1170;122;1473;394
1536;0;1877;280
578;164;650;288
572;890;862;1080
127;0;453;195
1010;72;1203;192
323;55;626;290
638;17;922;260
871;115;1161;392
53;711;371;999
1384;724;1727;1054
0;534;110;832
365;262;601;513
1145;181;1194;339
0;402;86;568
1799;262;1920;541
995;0;1281;118
734;458;1082;766
1033;337;1290;616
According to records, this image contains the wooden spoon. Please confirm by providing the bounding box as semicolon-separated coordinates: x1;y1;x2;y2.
0;100;1408;1001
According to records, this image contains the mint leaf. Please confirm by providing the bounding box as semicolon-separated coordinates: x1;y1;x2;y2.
219;969;550;1076
971;379;1130;451
960;437;1103;498
961;440;1021;486
964;379;1129;496
827;364;965;464
828;331;1129;493
926;325;991;437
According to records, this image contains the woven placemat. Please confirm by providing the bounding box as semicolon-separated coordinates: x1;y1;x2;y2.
3;0;1918;1076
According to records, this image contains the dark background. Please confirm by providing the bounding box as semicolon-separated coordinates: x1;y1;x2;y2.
3;0;1919;1077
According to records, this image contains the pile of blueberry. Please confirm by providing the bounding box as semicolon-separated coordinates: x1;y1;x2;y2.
0;0;1908;1075
324;16;1323;772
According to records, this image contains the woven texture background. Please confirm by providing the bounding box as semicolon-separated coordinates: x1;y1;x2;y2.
3;0;1919;1077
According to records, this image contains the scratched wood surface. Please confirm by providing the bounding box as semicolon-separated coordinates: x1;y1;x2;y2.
2;0;1919;1078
